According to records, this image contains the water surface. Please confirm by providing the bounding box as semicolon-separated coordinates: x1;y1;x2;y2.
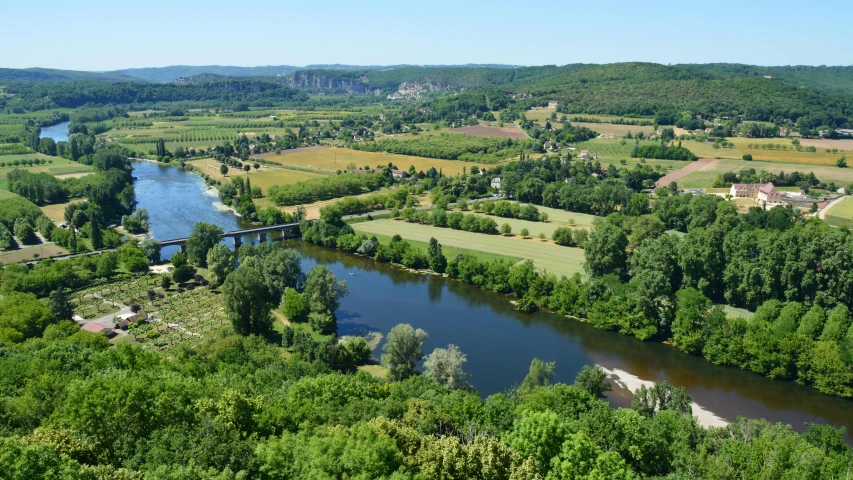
133;160;853;439
39;121;71;142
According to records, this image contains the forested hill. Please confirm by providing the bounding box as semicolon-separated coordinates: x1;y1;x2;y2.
676;63;853;94
3;78;309;110
413;62;853;129
0;67;135;83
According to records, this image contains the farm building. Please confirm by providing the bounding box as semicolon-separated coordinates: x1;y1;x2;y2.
729;182;782;204
579;150;590;159
81;322;116;338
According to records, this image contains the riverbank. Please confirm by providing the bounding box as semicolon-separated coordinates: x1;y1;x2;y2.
600;367;729;428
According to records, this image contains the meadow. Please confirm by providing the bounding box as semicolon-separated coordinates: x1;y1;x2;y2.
260;147;493;176
674;158;853;188
0;155;93;186
352;218;587;278
825;196;853;228
571;121;655;137
188;158;328;193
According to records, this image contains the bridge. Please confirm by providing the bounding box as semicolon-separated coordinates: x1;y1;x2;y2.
159;222;300;250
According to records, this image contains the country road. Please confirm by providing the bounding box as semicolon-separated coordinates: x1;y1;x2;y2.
819;194;849;220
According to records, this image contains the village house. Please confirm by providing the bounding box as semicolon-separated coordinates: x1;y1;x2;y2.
579;150;590;159
599;133;616;139
756;183;782;204
547;100;559;108
491;177;502;190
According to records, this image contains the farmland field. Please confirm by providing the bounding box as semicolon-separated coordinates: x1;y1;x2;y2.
0;155;93;185
352;218;587;278
571;122;655;136
798;138;853;150
0;243;68;264
259;147;494;176
40;200;83;224
825;196;853;228
188;158;327;192
674;158;853;188
446;125;528;139
364;232;523;265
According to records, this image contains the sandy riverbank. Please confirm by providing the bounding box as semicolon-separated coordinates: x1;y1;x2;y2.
599;366;729;428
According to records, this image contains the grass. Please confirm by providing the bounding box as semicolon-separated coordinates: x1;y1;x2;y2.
365;231;523;264
675;158;853;188
527;205;601;227
825;196;853;228
0;243;68;263
462;211;566;238
571;122;655;136
40;200;82;224
357;364;388;378
261;147;495;176
352;219;587;278
188;158;326;192
723;305;755;320
0;155;93;186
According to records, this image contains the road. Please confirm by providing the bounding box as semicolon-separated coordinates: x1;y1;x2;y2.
819;195;849;220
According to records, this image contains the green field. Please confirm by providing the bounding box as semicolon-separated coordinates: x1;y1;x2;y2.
675;158;853;188
530;205;601;227
365;232;523;265
825;197;853;228
352;219;587;278
188;158;327;192
0;155;93;185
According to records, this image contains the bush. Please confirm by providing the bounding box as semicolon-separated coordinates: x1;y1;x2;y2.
743;154;753;161
552;227;575;246
171;264;195;283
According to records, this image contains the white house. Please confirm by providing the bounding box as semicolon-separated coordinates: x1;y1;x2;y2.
491;177;502;190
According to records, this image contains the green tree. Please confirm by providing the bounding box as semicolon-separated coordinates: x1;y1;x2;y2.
205;243;235;287
574;365;612;398
427;237;447;273
798;305;827;340
89;218;102;250
820;305;851;343
47;287;73;321
261;248;304;301
140;238;161;264
423;344;469;390
282;288;309;323
631;381;692;417
186;222;224;266
222;263;272;335
302;265;348;318
505;410;569;473
13;218;36;245
381;323;428;381
520;358;556;393
500;222;512;236
584;219;628;277
520;227;530;238
0;292;55;339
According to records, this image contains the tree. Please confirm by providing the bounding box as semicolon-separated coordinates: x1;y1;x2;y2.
302;265;348;318
140;238;161;263
13;218;36;245
160;275;172;290
243;164;251;173
520;358;556;392
205;244;235;287
282;288;309;323
837;156;847;168
574;365;612;398
584;219;628;278
631;381;692;417
222;263;272;335
186;222;224;266
171;264;195;283
500;223;512;236
424;344;469;390
89;218;102;250
171;251;188;268
48;287;73;321
520;227;530;238
261;248;304;301
381;323;428;381
427;237;447;273
308;311;335;335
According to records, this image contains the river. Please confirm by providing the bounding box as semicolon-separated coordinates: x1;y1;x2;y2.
39;121;71;142
132;159;853;438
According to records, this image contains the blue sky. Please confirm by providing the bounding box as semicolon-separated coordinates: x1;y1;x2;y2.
2;0;851;70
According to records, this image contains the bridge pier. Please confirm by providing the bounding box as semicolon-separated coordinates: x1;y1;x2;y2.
233;236;241;249
179;244;187;253
258;232;266;243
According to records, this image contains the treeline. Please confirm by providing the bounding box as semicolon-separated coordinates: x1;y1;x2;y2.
713;168;828;190
353;134;530;163
267;172;386;206
569;115;654;126
5;317;852;478
3;78;310;111
631;144;699;161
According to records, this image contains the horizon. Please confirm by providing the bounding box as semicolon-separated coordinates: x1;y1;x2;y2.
10;61;853;74
2;0;852;70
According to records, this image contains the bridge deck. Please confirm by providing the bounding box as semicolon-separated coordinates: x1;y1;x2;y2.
158;223;298;246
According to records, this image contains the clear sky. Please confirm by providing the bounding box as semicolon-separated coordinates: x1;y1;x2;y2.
2;0;851;71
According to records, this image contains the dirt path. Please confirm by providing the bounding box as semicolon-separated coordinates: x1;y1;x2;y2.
655;158;717;187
